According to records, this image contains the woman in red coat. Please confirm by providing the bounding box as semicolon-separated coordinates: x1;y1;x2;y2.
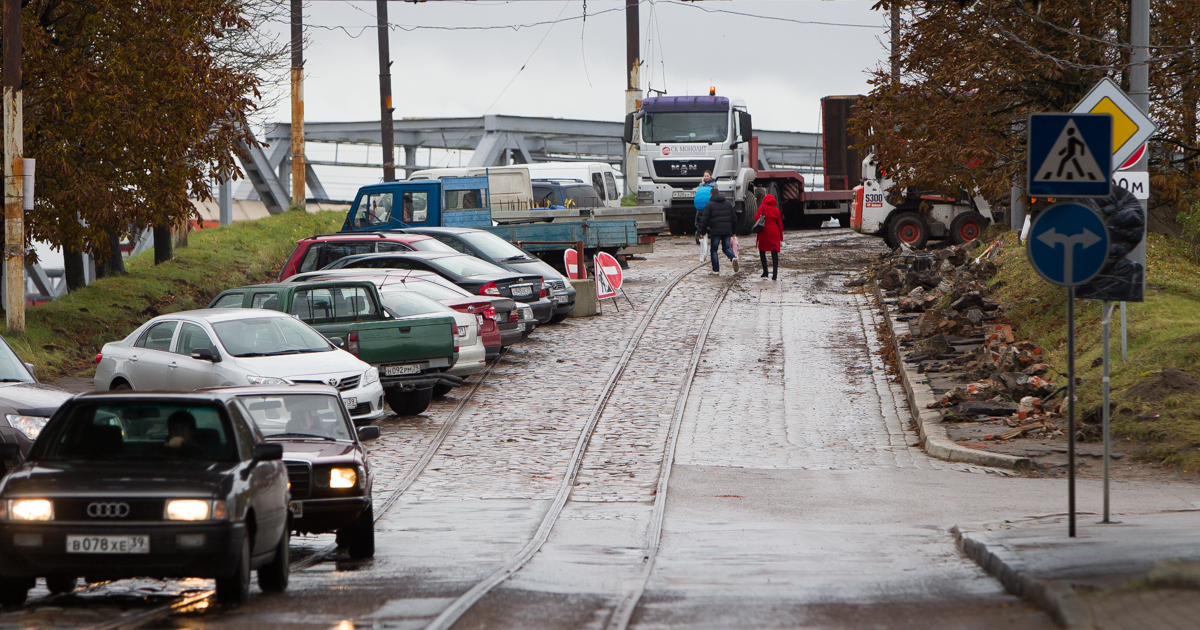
755;194;784;280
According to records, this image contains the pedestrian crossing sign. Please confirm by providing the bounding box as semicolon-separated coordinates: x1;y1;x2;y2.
1028;113;1112;198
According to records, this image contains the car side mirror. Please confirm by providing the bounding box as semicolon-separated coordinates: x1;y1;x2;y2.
190;348;220;363
23;363;35;379
254;443;283;462
330;337;345;349
357;426;381;441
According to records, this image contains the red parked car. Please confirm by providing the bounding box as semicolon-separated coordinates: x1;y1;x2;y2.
277;232;456;281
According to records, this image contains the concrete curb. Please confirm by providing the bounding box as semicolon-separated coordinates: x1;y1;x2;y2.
873;285;1032;470
952;525;1094;629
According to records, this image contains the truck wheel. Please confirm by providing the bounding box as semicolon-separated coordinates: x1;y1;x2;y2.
949;212;987;245
887;212;929;249
386;387;433;416
668;217;686;236
737;191;759;235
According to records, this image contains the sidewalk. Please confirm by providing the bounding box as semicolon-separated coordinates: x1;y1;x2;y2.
955;511;1200;629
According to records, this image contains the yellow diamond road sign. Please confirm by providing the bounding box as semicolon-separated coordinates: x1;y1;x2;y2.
1072;78;1157;169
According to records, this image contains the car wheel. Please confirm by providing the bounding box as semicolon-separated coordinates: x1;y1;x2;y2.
45;575;77;595
949;211;987;245
887;211;929;249
431;383;453;399
0;577;31;607
257;528;289;593
548;312;569;324
385;387;433;416
215;537;251;606
337;505;375;559
110;380;132;391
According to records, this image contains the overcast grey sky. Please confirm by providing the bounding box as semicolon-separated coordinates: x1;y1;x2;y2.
255;0;890;197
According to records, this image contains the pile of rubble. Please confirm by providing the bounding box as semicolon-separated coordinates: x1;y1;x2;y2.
850;239;1065;441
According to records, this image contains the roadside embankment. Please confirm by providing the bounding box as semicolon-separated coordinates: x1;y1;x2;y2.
4;210;343;378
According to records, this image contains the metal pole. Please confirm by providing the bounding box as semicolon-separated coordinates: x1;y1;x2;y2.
890;3;900;82
1101;301;1114;523
1120;301;1128;362
623;0;641;197
377;0;396;182
1067;287;1076;538
1125;0;1149;362
218;179;232;227
290;0;305;210
3;0;24;334
1009;184;1026;231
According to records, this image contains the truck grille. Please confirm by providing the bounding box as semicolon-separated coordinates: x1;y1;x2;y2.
285;461;312;500
653;159;716;179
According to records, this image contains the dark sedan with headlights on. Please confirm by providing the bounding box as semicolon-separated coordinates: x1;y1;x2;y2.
226;385;378;558
0;391;290;607
0;336;72;455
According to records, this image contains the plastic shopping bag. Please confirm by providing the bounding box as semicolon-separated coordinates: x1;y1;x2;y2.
731;235;740;259
699;235;709;262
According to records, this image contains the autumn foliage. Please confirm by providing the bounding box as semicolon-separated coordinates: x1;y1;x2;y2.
853;1;1200;228
4;0;270;261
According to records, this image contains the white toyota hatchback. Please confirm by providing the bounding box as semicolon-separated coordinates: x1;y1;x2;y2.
94;309;386;423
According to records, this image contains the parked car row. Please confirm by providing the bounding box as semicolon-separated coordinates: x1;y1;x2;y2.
0;227;582;607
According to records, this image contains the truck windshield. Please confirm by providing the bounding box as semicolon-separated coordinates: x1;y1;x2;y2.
642;112;728;143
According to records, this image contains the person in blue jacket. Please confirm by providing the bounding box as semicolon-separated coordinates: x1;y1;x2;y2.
692;171;714;242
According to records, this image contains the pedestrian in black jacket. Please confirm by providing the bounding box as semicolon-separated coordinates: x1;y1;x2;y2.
696;192;739;274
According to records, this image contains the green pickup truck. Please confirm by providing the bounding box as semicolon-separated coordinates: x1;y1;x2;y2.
208;280;461;416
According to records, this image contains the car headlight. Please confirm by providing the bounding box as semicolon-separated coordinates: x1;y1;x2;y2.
329;467;357;489
247;376;292;386
362;367;379;386
11;499;52;521
6;415;48;440
165;499;210;521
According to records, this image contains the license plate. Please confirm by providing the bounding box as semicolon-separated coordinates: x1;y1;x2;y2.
672;190;695;198
342;397;357;408
384;364;420;376
289;501;303;518
511;285;532;297
66;535;149;554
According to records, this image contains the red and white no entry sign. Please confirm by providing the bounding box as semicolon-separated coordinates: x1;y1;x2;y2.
594;252;621;299
563;249;582;280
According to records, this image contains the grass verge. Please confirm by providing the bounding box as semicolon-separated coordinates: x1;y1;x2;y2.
3;211;344;379
990;231;1200;472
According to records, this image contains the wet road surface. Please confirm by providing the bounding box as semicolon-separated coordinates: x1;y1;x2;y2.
6;229;1199;630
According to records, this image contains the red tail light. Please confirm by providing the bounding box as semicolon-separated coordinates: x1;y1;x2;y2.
347;331;360;357
509;310;519;322
451;323;460;352
479;281;500;296
539;280;548;298
483;307;496;320
95;353;103;364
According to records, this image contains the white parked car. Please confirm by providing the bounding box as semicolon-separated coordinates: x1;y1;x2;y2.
94;309;386;423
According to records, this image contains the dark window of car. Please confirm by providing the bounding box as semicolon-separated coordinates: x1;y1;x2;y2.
532;186;557;208
334;286;378;321
604;172;619;201
342;257;419;271
376;242;413;253
564;185;602;208
251;292;279;310
298;244;323;273
135;321;178;352
174;323;217;356
428;255;505;278
592;173;607;200
402;237;456;253
456;231;529;261
31;402;238;463
352;192;394;229
319;242;375;270
432;235;471;254
211;293;245;309
239;394;352;441
226;403;258;460
291;287;335;323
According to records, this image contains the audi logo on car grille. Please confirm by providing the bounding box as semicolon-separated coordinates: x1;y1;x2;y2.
87;502;130;518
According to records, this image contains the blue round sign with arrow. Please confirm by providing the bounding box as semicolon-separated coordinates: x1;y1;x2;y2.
1027;202;1110;287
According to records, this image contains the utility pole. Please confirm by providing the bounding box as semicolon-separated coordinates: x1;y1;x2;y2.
623;0;641;197
290;0;305;209
3;0;23;334
377;0;396;182
890;3;900;82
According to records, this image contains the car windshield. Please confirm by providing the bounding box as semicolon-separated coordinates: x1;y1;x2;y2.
429;255;508;278
377;289;455;317
0;339;33;383
238;394;352;441
642;111;728;143
406;238;456;253
390;279;467;301
211;316;331;357
32;402;237;463
457;232;531;261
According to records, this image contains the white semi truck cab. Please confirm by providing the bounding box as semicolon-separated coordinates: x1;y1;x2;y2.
624;95;760;235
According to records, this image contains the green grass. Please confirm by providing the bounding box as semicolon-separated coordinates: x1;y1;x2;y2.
3;211;344;379
990;231;1200;471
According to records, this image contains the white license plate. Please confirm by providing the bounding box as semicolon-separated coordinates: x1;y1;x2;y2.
289;501;303;518
672;191;695;198
342;397;357;408
511;285;532;297
66;534;149;554
384;364;420;376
